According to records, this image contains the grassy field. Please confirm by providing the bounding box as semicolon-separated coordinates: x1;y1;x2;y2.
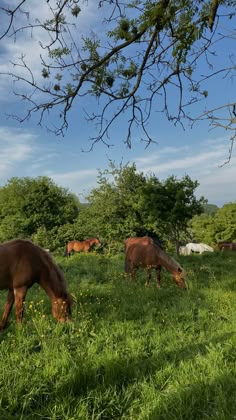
0;251;236;419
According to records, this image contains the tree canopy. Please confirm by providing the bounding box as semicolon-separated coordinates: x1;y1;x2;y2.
191;202;236;243
81;162;205;252
0;0;235;150
0;177;79;243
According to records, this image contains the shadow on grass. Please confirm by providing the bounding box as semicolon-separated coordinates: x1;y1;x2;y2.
3;328;233;418
148;372;236;420
1;252;236;418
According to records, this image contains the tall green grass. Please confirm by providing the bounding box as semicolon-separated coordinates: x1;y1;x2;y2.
0;251;236;419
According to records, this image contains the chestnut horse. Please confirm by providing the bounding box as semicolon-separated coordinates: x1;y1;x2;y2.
66;237;101;256
218;241;236;251
125;236;186;288
0;239;72;330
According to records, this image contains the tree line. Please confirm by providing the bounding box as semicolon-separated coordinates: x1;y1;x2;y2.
0;163;235;253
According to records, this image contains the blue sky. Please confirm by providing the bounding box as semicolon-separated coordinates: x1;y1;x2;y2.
0;1;235;207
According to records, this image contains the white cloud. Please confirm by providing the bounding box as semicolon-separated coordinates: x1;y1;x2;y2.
0;127;37;179
52;169;98;182
196;155;236;204
0;1;98;99
134;136;236;205
0;123;235;206
48;169;98;198
135;146;190;166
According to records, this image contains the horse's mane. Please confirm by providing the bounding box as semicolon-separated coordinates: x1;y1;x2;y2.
155;245;185;275
87;237;99;242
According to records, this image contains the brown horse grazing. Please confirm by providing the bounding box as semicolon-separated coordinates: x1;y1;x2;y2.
125;236;157;251
0;239;72;330
218;241;236;251
66;237;101;256
125;236;186;288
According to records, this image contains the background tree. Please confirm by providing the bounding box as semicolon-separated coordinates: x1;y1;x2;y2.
190;213;217;244
82;162;148;252
214;203;236;241
190;202;236;244
0;177;79;245
203;203;219;216
140;175;206;253
80;162;205;253
0;0;235;150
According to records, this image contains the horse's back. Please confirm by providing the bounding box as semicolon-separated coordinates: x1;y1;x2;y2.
199;243;214;252
126;240;160;268
67;238;99;254
73;241;87;252
125;236;155;251
218;241;236;251
0;239;52;290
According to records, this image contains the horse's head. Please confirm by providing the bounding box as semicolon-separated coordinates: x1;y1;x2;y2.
94;238;101;247
51;294;72;322
173;267;187;289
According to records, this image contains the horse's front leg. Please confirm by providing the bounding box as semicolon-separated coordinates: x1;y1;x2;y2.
145;267;151;287
130;267;137;283
155;266;161;288
14;286;28;324
0;290;15;330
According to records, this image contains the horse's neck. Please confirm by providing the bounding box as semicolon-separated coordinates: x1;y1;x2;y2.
40;263;64;300
157;248;179;273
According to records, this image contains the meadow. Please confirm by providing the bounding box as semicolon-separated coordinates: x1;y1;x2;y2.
0;251;236;420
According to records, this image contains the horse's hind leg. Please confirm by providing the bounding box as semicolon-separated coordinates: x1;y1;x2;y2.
155;266;161;288
14;286;28;324
0;290;15;330
124;256;130;273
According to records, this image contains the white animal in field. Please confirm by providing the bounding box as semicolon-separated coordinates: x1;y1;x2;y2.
179;246;189;256
184;243;214;255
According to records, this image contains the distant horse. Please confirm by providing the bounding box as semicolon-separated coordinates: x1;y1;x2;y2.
125;236;186;288
0;239;72;330
179;246;189;256
182;243;214;255
218;241;236;251
66;237;101;256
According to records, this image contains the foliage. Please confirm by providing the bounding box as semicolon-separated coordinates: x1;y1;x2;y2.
214;203;236;241
0;1;235;148
0;252;236;418
203;203;218;216
190;202;236;244
80;163;147;252
190;213;216;244
0;177;80;244
82;162;205;252
140;174;206;252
